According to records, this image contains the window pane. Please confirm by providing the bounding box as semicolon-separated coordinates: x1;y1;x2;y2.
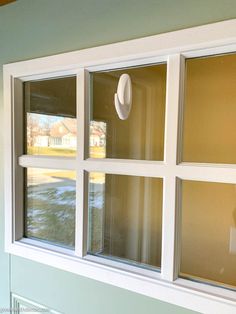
182;53;236;164
24;76;77;156
88;173;163;269
181;180;236;289
90;64;166;160
25;168;76;248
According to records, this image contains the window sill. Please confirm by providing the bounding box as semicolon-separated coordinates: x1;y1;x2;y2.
7;240;236;314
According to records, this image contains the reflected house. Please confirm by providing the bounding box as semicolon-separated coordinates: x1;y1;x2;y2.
89;121;107;158
34;135;49;147
90;120;106;147
34;118;77;150
90;129;105;147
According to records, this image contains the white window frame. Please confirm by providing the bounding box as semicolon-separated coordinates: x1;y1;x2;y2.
4;19;236;314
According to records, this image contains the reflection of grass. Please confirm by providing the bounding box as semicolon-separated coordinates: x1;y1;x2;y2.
27;183;75;248
46;171;76;180
90;146;106;158
90;172;105;184
29;146;105;158
28;146;76;156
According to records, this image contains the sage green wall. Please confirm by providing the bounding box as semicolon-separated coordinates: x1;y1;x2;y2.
1;0;236;312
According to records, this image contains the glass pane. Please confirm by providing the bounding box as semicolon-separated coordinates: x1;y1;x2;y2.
181;180;236;289
88;173;163;269
25;168;76;248
182;53;236;164
24;76;77;156
90;64;166;160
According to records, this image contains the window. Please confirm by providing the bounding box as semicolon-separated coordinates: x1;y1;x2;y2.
4;19;236;314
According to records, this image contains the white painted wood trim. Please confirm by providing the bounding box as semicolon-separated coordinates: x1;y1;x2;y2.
8;242;236;314
76;69;89;257
161;55;183;281
79;159;166;177
18;155;76;170
175;163;236;184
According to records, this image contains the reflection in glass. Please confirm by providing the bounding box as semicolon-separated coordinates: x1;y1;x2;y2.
25;168;76;248
88;173;163;269
183;53;236;164
90;121;106;158
24;76;77;156
181;180;236;289
90;64;166;160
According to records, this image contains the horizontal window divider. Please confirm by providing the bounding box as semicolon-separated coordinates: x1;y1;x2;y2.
80;159;167;177
18;155;76;170
179;162;236;169
176;163;236;183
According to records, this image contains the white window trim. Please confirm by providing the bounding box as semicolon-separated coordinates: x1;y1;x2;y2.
4;19;236;314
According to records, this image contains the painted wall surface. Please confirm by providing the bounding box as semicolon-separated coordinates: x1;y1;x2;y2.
1;0;236;313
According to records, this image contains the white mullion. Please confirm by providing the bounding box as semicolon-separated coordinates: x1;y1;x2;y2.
18;155;76;170
176;163;236;184
75;69;89;257
161;54;184;281
79;159;166;178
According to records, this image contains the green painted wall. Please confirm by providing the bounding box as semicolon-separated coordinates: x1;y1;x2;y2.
1;0;236;312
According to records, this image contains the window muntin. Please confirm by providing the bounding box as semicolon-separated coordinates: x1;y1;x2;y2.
90;64;166;160
24;76;77;157
182;53;236;164
25;168;76;248
180;180;236;290
88;173;163;270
